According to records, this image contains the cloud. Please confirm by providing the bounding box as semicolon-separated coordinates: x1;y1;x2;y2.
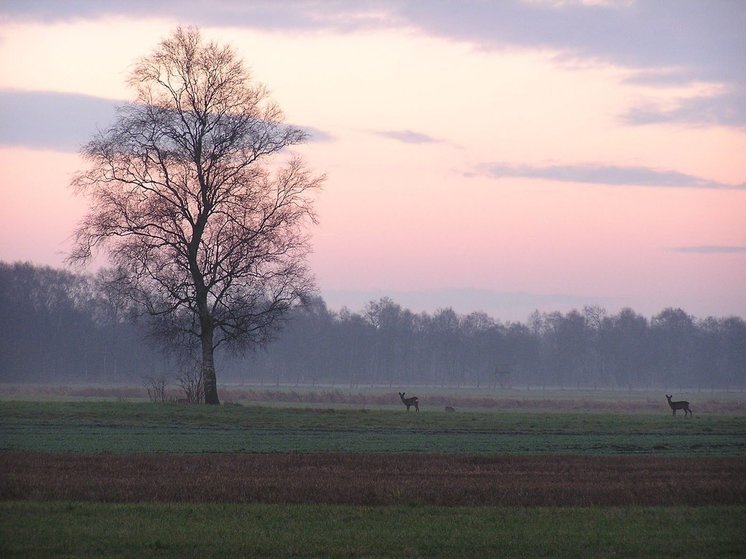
399;1;745;82
477;162;746;190
0;89;333;152
5;1;743;86
0;90;120;152
622;90;746;129
671;246;746;254
0;0;389;32
375;129;440;144
3;1;744;129
394;1;746;128
302;126;335;143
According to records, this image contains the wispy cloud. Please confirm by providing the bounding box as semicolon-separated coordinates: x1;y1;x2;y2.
302;126;335;143
671;246;746;254
4;2;744;129
375;129;441;144
0;0;392;32
4;1;744;84
398;1;746;82
477;162;746;190
623;90;746;129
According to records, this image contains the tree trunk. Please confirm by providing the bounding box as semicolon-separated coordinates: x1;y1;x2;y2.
201;323;220;405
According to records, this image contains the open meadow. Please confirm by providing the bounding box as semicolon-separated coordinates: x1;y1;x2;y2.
1;389;745;557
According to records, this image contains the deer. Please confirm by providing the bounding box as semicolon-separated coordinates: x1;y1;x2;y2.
666;394;692;417
399;392;419;412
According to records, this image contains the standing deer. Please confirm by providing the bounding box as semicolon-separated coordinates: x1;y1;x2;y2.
399;392;419;412
666;394;692;417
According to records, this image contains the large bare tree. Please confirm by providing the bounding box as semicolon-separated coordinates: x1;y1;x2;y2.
69;27;324;404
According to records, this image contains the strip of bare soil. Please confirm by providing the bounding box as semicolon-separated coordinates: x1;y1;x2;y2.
2;453;744;506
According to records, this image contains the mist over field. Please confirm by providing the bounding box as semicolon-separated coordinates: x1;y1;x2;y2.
2;262;744;391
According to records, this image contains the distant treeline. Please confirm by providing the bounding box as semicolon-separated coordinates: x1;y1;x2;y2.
1;261;745;389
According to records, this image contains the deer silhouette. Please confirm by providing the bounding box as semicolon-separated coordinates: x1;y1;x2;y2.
666;394;692;417
399;392;419;412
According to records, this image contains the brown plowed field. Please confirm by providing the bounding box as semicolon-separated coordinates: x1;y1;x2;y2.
2;452;744;506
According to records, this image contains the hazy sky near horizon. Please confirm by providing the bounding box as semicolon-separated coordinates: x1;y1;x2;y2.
1;1;744;321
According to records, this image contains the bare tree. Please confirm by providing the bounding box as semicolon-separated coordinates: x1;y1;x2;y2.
68;27;323;404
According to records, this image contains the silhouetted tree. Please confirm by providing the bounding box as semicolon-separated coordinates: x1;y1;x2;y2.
599;308;650;387
68;27;323;404
365;298;416;386
651;308;697;387
0;262;164;382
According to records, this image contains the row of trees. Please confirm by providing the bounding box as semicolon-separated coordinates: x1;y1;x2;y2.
249;296;746;390
2;261;745;390
0;262;164;382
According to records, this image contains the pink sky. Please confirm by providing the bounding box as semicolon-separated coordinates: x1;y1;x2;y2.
1;1;745;321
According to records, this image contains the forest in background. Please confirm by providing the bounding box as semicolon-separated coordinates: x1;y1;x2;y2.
1;261;744;390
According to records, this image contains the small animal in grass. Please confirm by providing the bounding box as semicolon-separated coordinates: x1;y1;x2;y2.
666;394;692;417
445;406;455;413
399;392;419;412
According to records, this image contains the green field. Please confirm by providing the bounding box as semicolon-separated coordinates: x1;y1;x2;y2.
1;395;745;558
1;400;744;455
2;502;744;559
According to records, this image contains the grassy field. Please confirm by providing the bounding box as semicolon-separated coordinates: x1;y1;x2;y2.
1;395;745;557
1;400;744;455
2;383;744;412
2;502;744;559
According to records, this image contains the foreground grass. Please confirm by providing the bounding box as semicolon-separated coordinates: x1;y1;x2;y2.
1;502;744;559
1;400;744;455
